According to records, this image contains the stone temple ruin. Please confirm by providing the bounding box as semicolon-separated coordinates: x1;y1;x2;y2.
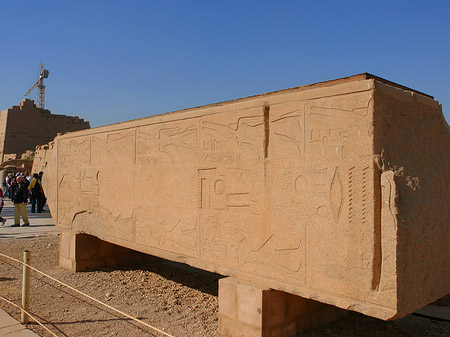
33;74;450;336
0;98;90;175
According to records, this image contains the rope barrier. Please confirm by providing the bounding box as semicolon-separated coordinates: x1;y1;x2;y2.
0;252;175;337
0;294;58;337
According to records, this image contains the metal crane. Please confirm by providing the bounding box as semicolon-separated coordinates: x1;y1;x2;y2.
25;63;50;109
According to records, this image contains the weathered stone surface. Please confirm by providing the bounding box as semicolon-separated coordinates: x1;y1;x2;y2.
33;73;450;321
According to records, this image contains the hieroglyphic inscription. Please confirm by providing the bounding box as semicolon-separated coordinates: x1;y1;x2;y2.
53;86;393;306
330;167;343;223
133;122;200;255
270;92;376;295
107;130;135;165
348;166;355;225
377;171;398;298
197;109;265;270
37;78;450;320
57;137;90;226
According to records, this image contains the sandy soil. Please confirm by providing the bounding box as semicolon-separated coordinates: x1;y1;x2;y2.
0;235;449;337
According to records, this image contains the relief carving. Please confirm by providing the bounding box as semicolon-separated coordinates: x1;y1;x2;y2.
33;76;449;321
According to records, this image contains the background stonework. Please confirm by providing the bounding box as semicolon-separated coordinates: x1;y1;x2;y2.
0;98;89;164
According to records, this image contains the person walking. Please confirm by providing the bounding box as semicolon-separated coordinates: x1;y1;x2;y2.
11;175;29;227
37;171;47;212
22;172;30;204
25;171;32;184
0;187;7;226
29;173;42;213
2;176;8;199
8;173;16;201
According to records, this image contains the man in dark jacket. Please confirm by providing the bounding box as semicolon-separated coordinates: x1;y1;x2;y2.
11;176;29;227
8;174;16;201
29;173;42;213
37;171;47;213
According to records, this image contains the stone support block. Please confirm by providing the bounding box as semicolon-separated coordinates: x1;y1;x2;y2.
59;230;143;272
219;277;346;337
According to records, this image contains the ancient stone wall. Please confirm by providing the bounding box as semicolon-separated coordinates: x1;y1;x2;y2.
33;74;450;321
0;99;90;162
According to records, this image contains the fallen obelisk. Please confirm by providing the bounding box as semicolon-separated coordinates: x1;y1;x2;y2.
33;73;450;336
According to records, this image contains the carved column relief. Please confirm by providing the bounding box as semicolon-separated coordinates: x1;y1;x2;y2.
269;92;377;301
198;108;265;270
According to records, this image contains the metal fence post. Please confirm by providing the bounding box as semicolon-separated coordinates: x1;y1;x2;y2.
21;250;31;324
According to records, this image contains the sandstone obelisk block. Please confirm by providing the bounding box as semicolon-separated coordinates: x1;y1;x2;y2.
33;74;450;323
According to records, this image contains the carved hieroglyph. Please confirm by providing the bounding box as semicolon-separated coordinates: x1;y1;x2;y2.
33;74;450;320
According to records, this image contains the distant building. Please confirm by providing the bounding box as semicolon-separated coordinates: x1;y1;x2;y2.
0;99;90;174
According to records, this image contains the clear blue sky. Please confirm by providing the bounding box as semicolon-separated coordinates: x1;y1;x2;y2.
1;0;449;127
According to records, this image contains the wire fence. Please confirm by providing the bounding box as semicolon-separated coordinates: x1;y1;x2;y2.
0;251;175;337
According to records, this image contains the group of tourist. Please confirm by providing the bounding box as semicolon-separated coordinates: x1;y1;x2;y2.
0;171;46;227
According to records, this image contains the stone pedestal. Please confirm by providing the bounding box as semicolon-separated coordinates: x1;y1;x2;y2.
59;230;143;272
219;277;346;337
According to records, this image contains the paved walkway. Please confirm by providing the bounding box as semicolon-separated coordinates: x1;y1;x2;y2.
0;198;58;336
0;310;39;336
0;199;59;239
